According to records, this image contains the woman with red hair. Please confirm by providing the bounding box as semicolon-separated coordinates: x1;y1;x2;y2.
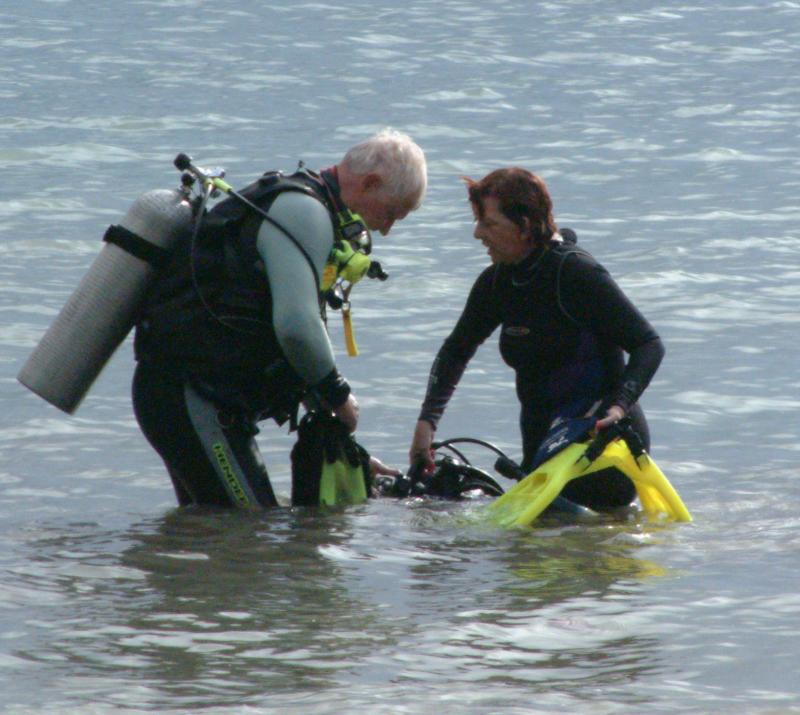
409;168;664;511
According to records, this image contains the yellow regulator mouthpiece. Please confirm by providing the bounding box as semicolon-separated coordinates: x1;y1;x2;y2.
320;240;371;290
320;212;383;358
339;249;371;284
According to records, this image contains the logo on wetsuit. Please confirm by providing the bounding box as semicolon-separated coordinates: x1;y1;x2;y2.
212;442;250;505
504;326;531;337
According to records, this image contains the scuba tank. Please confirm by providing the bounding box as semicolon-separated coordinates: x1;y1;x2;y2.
17;186;194;413
18;154;387;413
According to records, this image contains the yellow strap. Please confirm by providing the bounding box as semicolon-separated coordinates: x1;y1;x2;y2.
321;263;338;291
342;305;359;357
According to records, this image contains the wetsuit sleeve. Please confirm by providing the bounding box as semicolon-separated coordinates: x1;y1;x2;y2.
558;252;665;412
418;267;502;429
256;192;349;406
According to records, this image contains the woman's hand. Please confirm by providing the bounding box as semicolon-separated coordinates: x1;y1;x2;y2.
409;419;436;471
595;404;625;431
369;456;402;478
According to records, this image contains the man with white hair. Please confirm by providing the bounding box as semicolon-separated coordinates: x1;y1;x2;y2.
132;129;427;508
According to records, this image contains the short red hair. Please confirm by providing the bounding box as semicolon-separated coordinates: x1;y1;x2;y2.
465;168;558;244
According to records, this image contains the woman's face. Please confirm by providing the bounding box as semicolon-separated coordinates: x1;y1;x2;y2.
472;196;532;264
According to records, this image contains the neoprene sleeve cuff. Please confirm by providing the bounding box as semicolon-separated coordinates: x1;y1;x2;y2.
610;382;638;413
611;337;665;412
416;414;439;431
312;368;351;409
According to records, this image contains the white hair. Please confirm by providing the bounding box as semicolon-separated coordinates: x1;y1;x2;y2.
341;128;427;208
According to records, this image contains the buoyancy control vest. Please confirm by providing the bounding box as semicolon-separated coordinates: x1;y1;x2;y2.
494;231;618;418
134;169;339;420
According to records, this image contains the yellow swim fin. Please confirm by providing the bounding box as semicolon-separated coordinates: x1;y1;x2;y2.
484;429;692;528
319;457;368;506
485;443;591;528
576;441;692;522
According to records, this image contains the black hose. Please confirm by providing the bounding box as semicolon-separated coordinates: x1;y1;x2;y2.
432;437;511;460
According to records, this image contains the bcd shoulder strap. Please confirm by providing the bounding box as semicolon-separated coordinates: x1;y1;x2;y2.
202;171;322;238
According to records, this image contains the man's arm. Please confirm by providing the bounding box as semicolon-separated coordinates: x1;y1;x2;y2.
256;192;352;414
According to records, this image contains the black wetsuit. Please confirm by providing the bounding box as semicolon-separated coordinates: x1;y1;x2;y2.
418;231;664;510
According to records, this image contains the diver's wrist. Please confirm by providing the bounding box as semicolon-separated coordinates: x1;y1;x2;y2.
312;368;351;409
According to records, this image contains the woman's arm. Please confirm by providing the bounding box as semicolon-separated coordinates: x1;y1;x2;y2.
559;251;665;422
411;267;502;465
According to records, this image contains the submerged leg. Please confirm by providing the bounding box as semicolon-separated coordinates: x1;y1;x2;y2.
519;403;652;512
132;363;277;508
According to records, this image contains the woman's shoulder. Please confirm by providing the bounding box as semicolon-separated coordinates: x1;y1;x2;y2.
472;261;502;287
549;231;605;276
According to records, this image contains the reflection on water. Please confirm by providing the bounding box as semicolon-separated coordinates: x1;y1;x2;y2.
5;510;390;710
2;504;682;713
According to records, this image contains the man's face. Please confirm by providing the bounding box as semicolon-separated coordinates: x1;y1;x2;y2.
354;180;414;236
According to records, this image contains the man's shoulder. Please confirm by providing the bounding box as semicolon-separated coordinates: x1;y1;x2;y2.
268;189;332;228
257;190;335;263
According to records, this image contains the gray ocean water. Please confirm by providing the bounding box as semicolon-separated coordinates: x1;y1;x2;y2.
2;1;800;713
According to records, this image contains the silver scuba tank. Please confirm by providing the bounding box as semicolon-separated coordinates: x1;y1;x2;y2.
17;188;194;414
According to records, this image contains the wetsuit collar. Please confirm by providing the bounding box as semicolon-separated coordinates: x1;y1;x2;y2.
320;167;347;213
510;243;548;285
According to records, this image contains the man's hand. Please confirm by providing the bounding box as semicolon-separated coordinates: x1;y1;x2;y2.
369;456;402;478
333;393;359;433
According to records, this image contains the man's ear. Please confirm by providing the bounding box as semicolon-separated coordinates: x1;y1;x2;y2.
361;173;383;191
